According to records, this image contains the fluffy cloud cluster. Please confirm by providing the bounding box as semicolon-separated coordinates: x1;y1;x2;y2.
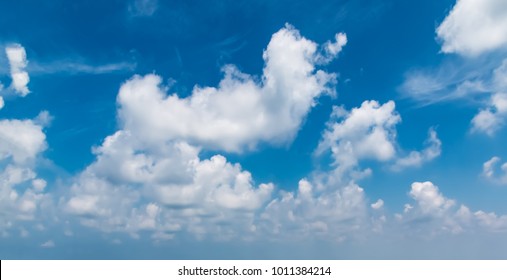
437;0;507;56
117;24;344;153
0;117;50;237
316;100;440;177
469;61;507;135
63;25;349;240
259;179;369;241
397;181;507;235
64;132;273;238
5;44;30;96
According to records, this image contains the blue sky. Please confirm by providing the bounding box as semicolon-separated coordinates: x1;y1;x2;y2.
2;0;507;259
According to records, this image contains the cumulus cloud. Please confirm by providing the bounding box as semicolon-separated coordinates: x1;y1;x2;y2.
61;25;356;241
471;93;507;135
398;181;507;235
64;131;274;239
0;48;50;236
259;179;368;241
0;165;51;229
117;24;343;153
0;119;47;164
315;100;401;176
392;128;441;171
5;44;30;96
482;156;507;184
316;100;440;176
0;116;50;236
437;0;507;56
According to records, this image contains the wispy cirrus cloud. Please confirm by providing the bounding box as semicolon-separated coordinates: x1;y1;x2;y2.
28;60;136;75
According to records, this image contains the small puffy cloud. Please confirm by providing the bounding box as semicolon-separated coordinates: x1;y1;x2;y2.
0;96;4;110
0;119;47;164
316;100;401;166
324;33;347;57
471;93;507;136
117;24;341;153
437;0;507;56
318;33;347;64
40;240;55;248
409;182;455;214
34;111;53;127
5;44;30;96
392;128;441;171
371;199;384;210
32;179;47;192
482;156;507;184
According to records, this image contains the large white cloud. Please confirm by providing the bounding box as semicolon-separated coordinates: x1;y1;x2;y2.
64;130;274;239
117;24;344;153
62;25;357;240
5;44;30;96
437;0;507;56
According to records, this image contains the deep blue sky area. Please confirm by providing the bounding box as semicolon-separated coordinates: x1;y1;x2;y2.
2;0;507;259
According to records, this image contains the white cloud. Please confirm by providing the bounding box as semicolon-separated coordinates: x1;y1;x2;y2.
398;181;507;235
28;61;136;75
316;100;440;178
437;0;507;56
40;240;55;248
64;131;274;239
259;179;368;240
324;33;348;57
409;182;455;214
471;93;507;135
392;128;441;170
318;33;348;64
0;119;47;164
32;179;47;192
315;100;401;173
0;96;4;110
61;25;356;241
0;165;51;223
5;44;30;96
371;199;384;210
117;24;342;153
482;156;507;184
